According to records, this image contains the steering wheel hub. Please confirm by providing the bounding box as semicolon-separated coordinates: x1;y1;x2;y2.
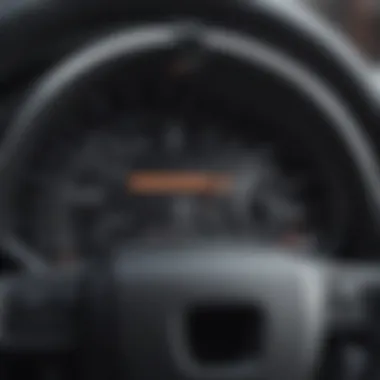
113;246;327;380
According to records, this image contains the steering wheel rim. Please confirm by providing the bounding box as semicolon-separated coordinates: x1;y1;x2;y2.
0;0;377;118
0;21;380;270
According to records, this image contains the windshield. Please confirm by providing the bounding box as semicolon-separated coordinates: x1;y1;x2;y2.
308;0;379;62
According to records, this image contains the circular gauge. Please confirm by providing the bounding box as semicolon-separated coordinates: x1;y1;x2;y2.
33;115;324;262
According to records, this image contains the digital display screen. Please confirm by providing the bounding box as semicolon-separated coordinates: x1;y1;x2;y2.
127;171;233;195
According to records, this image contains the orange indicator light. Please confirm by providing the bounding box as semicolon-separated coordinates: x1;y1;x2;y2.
127;171;233;195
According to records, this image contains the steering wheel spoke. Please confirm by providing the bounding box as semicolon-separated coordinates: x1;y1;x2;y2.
0;269;80;353
327;263;380;337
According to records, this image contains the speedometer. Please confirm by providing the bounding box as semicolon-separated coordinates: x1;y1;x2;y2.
33;115;322;262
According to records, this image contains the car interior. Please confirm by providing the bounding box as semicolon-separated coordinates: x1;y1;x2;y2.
2;0;380;379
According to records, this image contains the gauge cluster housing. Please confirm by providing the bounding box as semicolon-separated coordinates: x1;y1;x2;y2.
0;0;380;270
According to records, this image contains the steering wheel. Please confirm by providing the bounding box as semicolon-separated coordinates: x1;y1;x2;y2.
2;1;380;380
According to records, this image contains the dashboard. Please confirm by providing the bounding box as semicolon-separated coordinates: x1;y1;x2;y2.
0;0;380;272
